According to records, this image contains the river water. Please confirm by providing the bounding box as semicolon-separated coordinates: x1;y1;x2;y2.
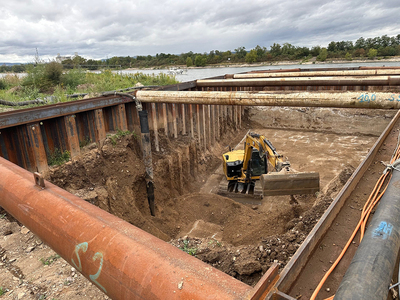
120;60;400;82
2;61;400;82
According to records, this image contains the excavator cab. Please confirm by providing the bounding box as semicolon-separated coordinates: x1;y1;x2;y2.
249;148;266;177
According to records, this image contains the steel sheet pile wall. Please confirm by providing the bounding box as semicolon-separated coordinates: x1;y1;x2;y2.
0;95;243;173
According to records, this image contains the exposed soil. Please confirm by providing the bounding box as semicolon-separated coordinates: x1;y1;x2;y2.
0;106;396;299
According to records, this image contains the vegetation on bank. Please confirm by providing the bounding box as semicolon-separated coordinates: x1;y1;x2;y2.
0;64;178;106
1;34;400;73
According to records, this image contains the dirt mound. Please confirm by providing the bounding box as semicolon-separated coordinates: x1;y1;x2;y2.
170;165;354;286
48;127;250;242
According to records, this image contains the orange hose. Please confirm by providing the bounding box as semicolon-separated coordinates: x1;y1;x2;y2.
360;173;390;240
311;142;400;300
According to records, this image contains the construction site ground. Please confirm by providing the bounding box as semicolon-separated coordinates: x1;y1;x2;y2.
0;106;398;300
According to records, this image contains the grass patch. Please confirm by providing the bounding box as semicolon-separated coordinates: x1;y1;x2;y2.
108;129;137;146
0;286;5;296
180;239;197;256
79;136;92;148
40;254;60;266
0;68;178;108
48;148;70;166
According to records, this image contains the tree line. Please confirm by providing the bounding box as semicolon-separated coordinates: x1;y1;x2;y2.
2;34;400;72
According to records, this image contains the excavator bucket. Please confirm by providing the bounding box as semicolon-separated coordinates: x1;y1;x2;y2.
260;172;320;196
217;179;264;205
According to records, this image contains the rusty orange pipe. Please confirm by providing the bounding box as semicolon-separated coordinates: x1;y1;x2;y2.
0;157;253;299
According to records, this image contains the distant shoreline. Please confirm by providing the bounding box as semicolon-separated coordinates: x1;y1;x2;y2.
125;56;400;71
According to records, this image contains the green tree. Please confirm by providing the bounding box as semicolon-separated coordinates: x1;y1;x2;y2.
368;48;378;59
72;55;87;66
328;41;336;52
45;62;63;84
269;43;281;57
281;43;295;56
310;46;321;57
245;50;257;63
194;55;206;67
355;37;366;49
345;52;352;61
234;47;247;60
254;45;267;61
11;64;26;73
186;57;193;67
317;48;328;61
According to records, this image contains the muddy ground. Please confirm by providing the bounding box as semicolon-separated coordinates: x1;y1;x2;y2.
0;106;396;299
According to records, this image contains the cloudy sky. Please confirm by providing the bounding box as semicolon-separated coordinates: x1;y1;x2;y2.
1;0;399;63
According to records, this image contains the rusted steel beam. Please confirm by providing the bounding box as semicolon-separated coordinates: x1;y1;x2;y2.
0;95;132;130
0;157;253;300
196;76;400;87
116;104;128;131
27;123;48;173
150;103;159;151
232;69;400;79
189;104;194;138
172;103;178;138
93;109;106;142
196;104;201;145
135;90;400;109
64;115;80;158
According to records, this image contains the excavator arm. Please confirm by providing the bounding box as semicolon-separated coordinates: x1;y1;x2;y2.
240;133;290;182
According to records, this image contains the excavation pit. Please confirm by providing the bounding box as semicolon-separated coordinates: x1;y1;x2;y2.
45;106;395;286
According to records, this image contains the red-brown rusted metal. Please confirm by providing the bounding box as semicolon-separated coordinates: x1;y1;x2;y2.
94;109;106;142
64;115;80;158
232;69;400;79
0;156;253;300
196;76;400;87
27;122;48;173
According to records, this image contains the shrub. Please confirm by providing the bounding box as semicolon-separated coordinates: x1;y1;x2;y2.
317;48;328;61
48;148;70;166
0;79;6;90
44;62;63;85
186;57;193;67
61;68;86;89
194;55;207;67
345;52;352;61
368;48;378;59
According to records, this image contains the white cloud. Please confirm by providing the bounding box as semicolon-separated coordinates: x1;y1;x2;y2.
0;0;399;63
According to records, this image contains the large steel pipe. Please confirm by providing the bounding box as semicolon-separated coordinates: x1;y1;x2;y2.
231;69;400;79
196;76;400;87
136;90;400;109
0;157;252;300
335;165;400;299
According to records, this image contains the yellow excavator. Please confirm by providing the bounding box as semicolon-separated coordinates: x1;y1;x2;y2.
218;132;319;200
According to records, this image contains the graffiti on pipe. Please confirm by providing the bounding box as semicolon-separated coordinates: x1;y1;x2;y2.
357;94;377;103
387;94;400;102
358;93;400;103
72;242;107;293
372;221;393;240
